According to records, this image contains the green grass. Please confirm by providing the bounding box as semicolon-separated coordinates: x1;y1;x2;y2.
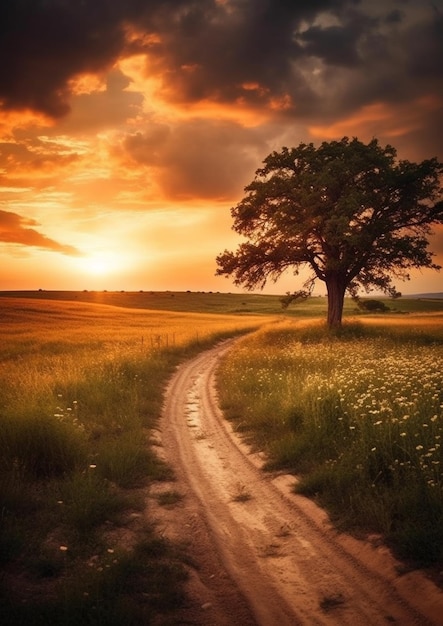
0;528;188;626
217;317;443;566
1;411;87;479
57;470;130;538
0;289;286;315
2;289;442;316
0;295;266;623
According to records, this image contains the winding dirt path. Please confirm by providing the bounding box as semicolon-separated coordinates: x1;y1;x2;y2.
154;339;443;625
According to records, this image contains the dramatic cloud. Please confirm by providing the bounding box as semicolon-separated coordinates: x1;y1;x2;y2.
0;0;443;117
0;209;80;255
2;1;442;152
1;0;442;292
121;118;266;199
0;0;133;117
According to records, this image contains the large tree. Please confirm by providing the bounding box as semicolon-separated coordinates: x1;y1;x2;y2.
216;137;443;328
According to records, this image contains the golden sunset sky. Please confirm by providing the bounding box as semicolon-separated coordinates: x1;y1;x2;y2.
1;0;442;294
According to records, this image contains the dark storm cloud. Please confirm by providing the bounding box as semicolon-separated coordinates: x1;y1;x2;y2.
385;9;403;24
0;0;129;116
289;3;443;120
152;0;442;134
406;6;443;79
0;209;80;254
297;11;378;68
0;0;343;116
1;0;442;155
133;0;355;111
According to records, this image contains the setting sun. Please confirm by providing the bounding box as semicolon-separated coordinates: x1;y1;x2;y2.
73;252;124;277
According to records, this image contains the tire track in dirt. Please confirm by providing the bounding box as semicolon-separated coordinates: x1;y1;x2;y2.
157;339;443;625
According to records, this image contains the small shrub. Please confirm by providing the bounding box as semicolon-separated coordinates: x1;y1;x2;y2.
232;483;252;502
0;413;86;479
156;490;183;506
95;432;170;488
59;470;127;536
355;299;389;312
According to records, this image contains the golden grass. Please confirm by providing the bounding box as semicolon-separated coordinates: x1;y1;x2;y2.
0;296;269;350
349;313;443;342
0;297;271;422
354;312;443;326
0;296;271;621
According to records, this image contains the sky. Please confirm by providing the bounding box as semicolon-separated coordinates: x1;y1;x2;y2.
1;0;442;295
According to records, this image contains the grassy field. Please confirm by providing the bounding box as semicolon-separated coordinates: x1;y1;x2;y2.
217;314;443;568
1;291;443;623
0;295;268;625
1;288;443;316
0;288;329;315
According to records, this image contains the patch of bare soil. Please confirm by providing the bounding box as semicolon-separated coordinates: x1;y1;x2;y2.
150;339;443;625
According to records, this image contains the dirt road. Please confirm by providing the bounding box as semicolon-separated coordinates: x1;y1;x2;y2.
155;339;443;625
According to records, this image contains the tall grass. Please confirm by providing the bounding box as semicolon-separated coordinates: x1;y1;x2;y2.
217;318;443;565
0;529;188;626
0;296;265;622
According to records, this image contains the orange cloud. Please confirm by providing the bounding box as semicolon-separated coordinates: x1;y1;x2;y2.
0;109;55;138
0;209;80;255
118;55;272;128
120;118;265;201
68;73;107;96
309;96;442;143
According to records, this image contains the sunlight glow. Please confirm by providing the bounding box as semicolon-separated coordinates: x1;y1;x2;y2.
74;252;122;276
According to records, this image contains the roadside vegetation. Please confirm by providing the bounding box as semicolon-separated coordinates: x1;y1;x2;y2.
0;296;266;625
217;313;443;568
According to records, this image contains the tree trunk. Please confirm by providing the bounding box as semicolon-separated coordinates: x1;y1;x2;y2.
325;274;347;329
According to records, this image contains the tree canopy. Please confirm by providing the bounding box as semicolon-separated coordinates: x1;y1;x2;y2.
216;137;443;328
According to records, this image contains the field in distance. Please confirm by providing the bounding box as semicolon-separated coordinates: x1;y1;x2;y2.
1;289;443;316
